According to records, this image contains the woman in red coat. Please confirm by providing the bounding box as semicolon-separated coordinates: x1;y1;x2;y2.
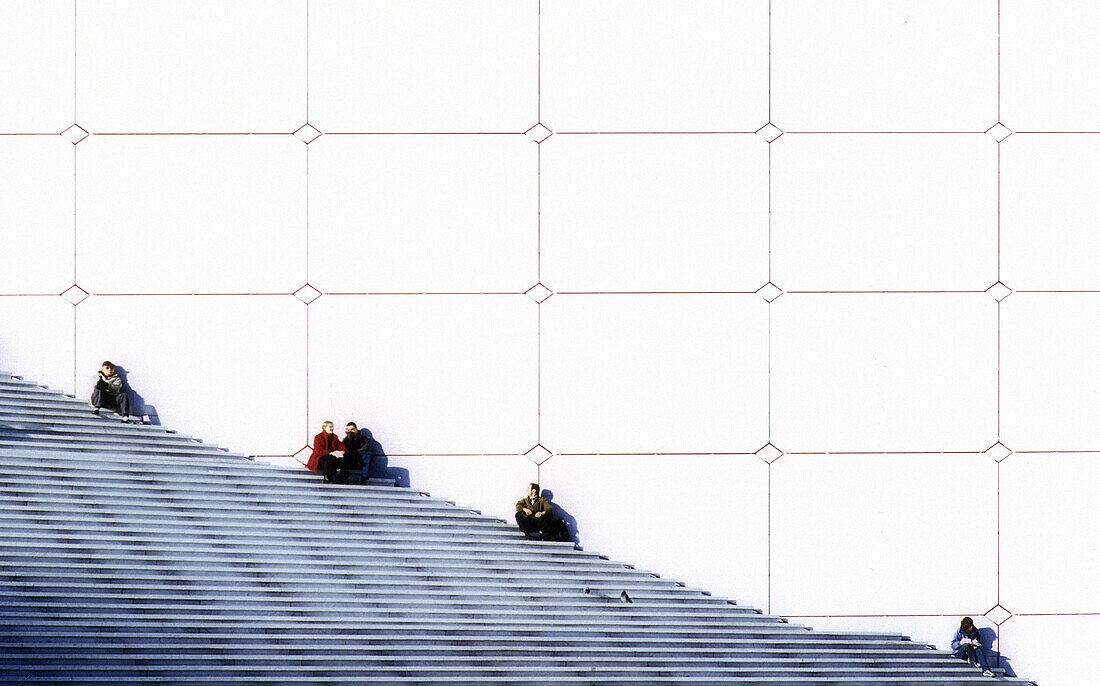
307;420;346;482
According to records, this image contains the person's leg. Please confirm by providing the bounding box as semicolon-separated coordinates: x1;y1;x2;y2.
318;454;335;482
953;645;974;664
341;454;361;484
333;457;350;484
92;379;109;407
91;386;116;413
324;456;348;483
99;393;124;414
515;512;538;537
973;644;990;671
536;515;556;537
542;517;557;539
115;391;131;419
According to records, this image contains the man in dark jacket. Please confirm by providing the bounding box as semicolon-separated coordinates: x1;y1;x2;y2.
90;361;131;422
515;483;567;540
342;422;375;483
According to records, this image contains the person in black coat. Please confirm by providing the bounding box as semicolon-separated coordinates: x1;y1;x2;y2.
342;422;375;483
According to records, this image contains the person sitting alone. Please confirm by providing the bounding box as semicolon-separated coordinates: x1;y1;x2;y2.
951;616;994;677
515;483;569;541
342;422;375;484
307;420;347;483
90;361;131;423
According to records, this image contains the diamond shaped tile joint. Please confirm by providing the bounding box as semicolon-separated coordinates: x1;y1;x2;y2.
61;124;89;145
756;282;784;303
525;283;554;304
985;122;1013;143
755;122;784;143
293;123;322;144
524;123;553;144
292;446;312;464
524;444;553;464
984;281;1013;302
60;284;89;306
755;443;784;463
983;442;1013;462
985;604;1013;624
293;284;322;304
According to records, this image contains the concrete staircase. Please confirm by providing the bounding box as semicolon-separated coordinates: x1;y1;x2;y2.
0;372;1031;684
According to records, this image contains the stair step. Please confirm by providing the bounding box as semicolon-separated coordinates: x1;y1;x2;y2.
0;372;1035;685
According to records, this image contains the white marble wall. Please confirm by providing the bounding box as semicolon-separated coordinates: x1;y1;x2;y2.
1;2;1096;684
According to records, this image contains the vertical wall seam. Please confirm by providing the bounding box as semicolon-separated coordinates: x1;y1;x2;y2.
996;142;1002;281
72;303;78;394
996;0;1002;123
536;145;541;282
996;459;1002;606
304;302;310;447
767;134;772;282
303;0;311;455
537;301;542;444
73;0;78;122
767;0;772;122
766;461;772;615
996;299;1002;438
305;0;310;123
536;1;543;458
72;145;78;283
304;145;310;283
537;0;542;123
767;302;772;442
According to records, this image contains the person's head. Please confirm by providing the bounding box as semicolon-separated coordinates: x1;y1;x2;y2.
345;422;359;435
528;483;540;499
100;361;115;375
321;421;334;434
960;617;975;632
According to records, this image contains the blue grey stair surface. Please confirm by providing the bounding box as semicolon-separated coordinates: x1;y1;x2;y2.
0;372;1032;684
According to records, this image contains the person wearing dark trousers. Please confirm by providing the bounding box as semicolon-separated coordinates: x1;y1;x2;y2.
342;422;374;484
952;616;994;677
515;483;566;540
90;361;131;422
307;421;347;483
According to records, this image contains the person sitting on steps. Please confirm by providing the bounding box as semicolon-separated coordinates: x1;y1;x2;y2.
951;616;995;677
515;483;569;541
90;361;131;423
342;422;375;484
307;421;346;483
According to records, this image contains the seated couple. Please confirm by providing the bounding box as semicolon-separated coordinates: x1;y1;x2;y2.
515;483;570;542
307;420;375;484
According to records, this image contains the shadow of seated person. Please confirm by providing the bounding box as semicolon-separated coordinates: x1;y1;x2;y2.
90;361;132;423
358;430;409;488
539;488;579;546
976;626;1016;677
111;365;158;425
515;483;571;542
